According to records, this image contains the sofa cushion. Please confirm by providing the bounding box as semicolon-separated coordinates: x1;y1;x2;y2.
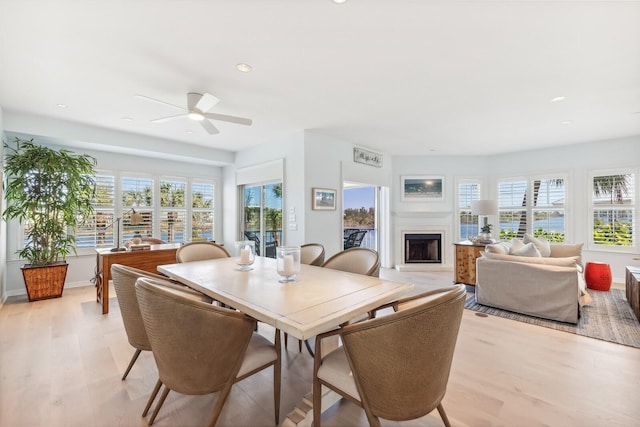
481;251;580;269
524;233;551;257
510;242;542;257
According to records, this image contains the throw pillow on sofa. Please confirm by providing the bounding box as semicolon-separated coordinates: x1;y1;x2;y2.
524;233;551;257
510;242;541;257
549;243;584;268
485;242;510;254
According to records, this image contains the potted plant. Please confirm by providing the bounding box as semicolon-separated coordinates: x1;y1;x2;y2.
481;223;493;240
2;138;96;301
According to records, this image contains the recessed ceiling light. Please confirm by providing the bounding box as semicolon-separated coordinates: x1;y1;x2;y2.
333;0;348;3
122;117;134;121
187;130;193;134
561;120;572;125
551;96;566;103
56;103;68;108
236;63;253;73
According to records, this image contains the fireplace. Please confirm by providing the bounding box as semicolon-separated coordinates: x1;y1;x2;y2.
404;233;442;264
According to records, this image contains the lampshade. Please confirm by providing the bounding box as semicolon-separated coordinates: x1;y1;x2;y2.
471;199;497;216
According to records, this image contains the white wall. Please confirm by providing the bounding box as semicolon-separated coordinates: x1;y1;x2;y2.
223;131;306;249
304;131;393;259
392;136;640;282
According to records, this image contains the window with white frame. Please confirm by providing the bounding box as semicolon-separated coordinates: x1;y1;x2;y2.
498;176;566;241
191;181;215;241
122;175;154;241
591;171;635;248
160;178;187;243
457;181;481;240
76;173;116;249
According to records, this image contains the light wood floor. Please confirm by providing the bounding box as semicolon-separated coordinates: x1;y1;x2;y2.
1;269;639;427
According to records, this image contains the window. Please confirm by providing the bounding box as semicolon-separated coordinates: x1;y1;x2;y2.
591;171;635;248
498;177;566;241
76;174;116;249
122;176;154;241
457;181;480;240
21;170;216;254
192;181;215;241
160;178;186;243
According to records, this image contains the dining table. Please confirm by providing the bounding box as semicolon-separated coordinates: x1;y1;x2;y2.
157;255;413;341
158;255;413;426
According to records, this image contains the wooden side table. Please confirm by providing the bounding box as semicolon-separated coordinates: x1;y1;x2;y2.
453;242;486;286
626;266;640;321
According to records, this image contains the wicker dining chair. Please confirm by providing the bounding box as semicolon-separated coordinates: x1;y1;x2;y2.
176;241;230;263
110;264;212;380
135;277;281;427
313;284;466;427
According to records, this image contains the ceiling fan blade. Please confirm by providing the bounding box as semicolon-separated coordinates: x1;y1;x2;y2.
200;119;220;135
194;92;219;112
203;112;252;126
135;94;186;111
151;113;189;123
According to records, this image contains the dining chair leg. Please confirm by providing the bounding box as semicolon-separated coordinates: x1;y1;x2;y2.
274;330;282;425
142;379;163;417
148;385;171;426
122;349;142;380
437;403;451;427
205;382;235;427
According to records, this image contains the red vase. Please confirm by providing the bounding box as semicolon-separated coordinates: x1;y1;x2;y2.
584;262;612;291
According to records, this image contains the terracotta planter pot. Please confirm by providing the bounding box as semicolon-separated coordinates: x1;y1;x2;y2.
21;262;69;301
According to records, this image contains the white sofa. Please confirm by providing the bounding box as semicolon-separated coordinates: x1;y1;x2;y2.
475;237;591;324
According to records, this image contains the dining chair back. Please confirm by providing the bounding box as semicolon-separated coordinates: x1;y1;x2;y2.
322;247;380;277
135;277;281;426
300;243;325;266
176;241;230;263
110;264;212;380
313;284;466;427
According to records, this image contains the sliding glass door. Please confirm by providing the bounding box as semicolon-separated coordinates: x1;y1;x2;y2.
242;182;282;258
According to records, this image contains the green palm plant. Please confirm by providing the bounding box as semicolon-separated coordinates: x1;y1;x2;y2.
2;138;96;300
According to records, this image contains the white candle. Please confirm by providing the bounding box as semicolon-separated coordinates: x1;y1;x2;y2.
283;254;295;275
240;248;250;264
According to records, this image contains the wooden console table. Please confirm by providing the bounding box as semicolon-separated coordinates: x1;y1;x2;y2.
95;243;181;314
453;241;487;286
626;266;640;321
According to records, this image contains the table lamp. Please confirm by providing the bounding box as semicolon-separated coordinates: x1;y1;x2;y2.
471;199;498;233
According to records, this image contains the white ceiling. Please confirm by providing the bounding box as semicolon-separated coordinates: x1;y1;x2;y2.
1;0;639;158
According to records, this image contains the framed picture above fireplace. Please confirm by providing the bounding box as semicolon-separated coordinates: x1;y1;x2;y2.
401;175;444;202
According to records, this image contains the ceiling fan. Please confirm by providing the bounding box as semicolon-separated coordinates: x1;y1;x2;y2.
135;92;252;135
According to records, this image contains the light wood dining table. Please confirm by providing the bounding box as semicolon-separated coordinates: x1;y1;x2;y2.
157;255;413;341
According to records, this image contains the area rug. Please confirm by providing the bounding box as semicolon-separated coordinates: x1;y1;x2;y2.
464;289;640;349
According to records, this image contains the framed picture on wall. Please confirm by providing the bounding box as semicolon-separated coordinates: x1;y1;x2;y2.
312;188;337;210
401;175;444;202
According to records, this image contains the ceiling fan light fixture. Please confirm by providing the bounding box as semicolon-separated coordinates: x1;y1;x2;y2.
188;111;205;121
